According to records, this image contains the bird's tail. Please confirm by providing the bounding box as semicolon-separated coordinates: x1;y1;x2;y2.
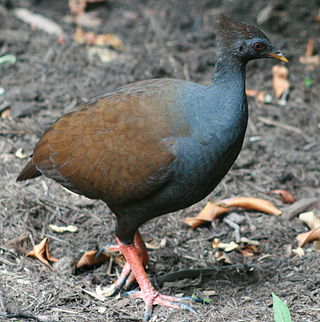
17;160;42;181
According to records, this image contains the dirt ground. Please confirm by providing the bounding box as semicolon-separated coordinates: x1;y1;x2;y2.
1;0;320;321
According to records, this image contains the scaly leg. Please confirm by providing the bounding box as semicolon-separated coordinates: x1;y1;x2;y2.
117;237;196;321
98;230;148;295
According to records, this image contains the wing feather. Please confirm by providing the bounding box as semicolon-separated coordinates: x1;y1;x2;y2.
32;79;189;205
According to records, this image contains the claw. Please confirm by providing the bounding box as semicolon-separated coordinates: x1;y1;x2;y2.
122;289;140;298
179;295;207;304
123;289;198;320
95;247;107;260
178;302;198;314
143;307;153;321
95;243;120;260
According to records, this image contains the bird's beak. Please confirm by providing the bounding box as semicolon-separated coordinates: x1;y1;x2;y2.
266;51;289;63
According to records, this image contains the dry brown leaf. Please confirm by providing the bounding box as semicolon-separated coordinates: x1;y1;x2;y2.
76;249;124;269
75;250;110;268
1;109;10;118
305;38;315;57
26;237;58;270
184;201;229;228
298;211;320;250
246;89;272;104
49;224;78;233
239;245;259;257
184;197;281;228
220;197;282;215
296;226;320;248
0;106;10;119
96;34;123;50
272;65;290;99
265;189;296;204
299;211;320;229
74;27;123;51
299;55;320;66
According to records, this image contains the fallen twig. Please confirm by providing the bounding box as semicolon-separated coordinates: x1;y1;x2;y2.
157;262;278;286
14;8;65;42
284;198;319;220
257;116;305;135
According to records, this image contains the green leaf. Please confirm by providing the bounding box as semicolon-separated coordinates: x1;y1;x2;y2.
303;77;313;88
191;293;213;304
272;293;291;322
203;297;213;304
0;54;16;65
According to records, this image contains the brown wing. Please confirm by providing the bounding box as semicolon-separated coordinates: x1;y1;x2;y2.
30;79;189;205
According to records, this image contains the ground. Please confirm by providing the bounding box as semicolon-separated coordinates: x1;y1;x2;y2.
0;0;320;321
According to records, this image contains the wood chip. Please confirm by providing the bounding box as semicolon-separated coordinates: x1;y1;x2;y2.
49;224;78;233
292;247;305;257
299;211;320;229
211;238;238;252
145;237;167;250
15;148;27;159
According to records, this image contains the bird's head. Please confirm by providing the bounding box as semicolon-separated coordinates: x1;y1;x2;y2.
216;14;288;63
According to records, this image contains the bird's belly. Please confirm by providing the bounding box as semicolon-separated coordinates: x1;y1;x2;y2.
168;134;244;209
115;130;245;226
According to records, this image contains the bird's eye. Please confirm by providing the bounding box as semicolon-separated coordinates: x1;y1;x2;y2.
252;42;265;51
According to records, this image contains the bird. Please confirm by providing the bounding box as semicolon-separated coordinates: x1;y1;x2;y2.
17;14;288;321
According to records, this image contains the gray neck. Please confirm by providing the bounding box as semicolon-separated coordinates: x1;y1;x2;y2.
212;56;247;90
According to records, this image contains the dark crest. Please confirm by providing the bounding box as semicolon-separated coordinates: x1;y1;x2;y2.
217;14;269;48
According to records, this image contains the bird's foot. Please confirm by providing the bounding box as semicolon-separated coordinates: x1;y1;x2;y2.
100;262;132;296
124;290;197;321
98;231;148;296
95;243;132;296
116;235;201;320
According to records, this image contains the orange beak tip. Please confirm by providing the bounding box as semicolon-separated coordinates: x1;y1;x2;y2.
267;52;289;63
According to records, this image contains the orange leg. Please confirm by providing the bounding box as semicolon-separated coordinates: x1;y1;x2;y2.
117;237;197;321
99;230;148;295
124;231;148;288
